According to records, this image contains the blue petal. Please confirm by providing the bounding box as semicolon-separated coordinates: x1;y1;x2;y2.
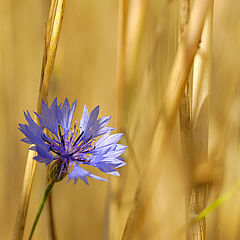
68;164;107;185
21;137;32;144
104;144;127;158
95;133;124;148
96;116;111;128
80;106;99;139
79;105;89;132
29;144;53;165
79;106;113;141
91;144;116;156
19;110;55;165
60;98;77;136
36;99;61;136
116;156;124;162
92;127;114;138
86;106;99;130
89;116;113;138
33;146;54;166
87;152;127;176
68;100;77;129
92;154;126;166
91;132;125;156
18;111;45;146
95;162;121;176
94;132;110;145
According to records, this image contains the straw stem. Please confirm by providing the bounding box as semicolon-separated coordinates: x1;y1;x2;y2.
121;0;213;238
13;1;66;239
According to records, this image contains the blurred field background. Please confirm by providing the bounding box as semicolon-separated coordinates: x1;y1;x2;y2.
1;0;240;239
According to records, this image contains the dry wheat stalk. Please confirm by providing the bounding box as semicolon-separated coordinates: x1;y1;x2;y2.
189;3;213;239
123;0;146;126
178;1;214;239
13;1;66;239
108;0;147;239
107;0;128;238
117;0;128;130
178;0;193;196
121;0;213;239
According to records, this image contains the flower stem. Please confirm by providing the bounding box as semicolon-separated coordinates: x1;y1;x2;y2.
195;181;240;221
28;180;55;240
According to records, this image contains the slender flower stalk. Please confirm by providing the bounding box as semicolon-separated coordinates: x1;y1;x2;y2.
28;157;70;240
28;180;54;240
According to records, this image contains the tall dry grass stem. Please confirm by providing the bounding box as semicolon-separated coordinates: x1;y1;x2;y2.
178;0;194;237
107;1;128;239
13;1;66;239
122;0;146;127
108;0;147;239
189;3;213;239
117;0;128;130
179;0;192;159
121;0;213;239
129;0;174;144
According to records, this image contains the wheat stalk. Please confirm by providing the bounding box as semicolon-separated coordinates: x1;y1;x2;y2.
13;1;66;239
189;3;213;239
178;0;193;197
106;1;128;239
122;0;146;126
107;0;147;239
121;0;213;238
116;0;127;130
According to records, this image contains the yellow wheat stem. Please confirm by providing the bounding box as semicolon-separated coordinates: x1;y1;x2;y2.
122;0;146;127
179;0;191;152
13;1;66;239
44;2;60;239
178;0;192;188
117;0;127;130
121;0;213;239
178;0;194;238
38;0;65;107
107;1;128;239
108;0;147;239
189;2;213;240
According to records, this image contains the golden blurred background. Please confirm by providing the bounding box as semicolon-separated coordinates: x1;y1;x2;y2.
1;0;240;239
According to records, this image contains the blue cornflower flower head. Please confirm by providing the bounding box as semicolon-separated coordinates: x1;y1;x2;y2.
18;98;127;185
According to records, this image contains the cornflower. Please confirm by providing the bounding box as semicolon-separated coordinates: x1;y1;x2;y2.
18;98;127;239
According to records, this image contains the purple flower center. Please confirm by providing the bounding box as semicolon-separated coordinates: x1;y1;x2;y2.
42;121;94;166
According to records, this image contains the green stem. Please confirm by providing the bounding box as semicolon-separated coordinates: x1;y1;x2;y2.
195;181;240;222
28;180;55;240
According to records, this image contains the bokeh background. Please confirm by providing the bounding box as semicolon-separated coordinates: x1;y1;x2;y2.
1;0;240;239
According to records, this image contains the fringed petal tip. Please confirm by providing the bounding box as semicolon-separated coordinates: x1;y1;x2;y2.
67;164;108;185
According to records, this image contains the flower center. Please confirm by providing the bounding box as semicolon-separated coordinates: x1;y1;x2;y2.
41;122;94;164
